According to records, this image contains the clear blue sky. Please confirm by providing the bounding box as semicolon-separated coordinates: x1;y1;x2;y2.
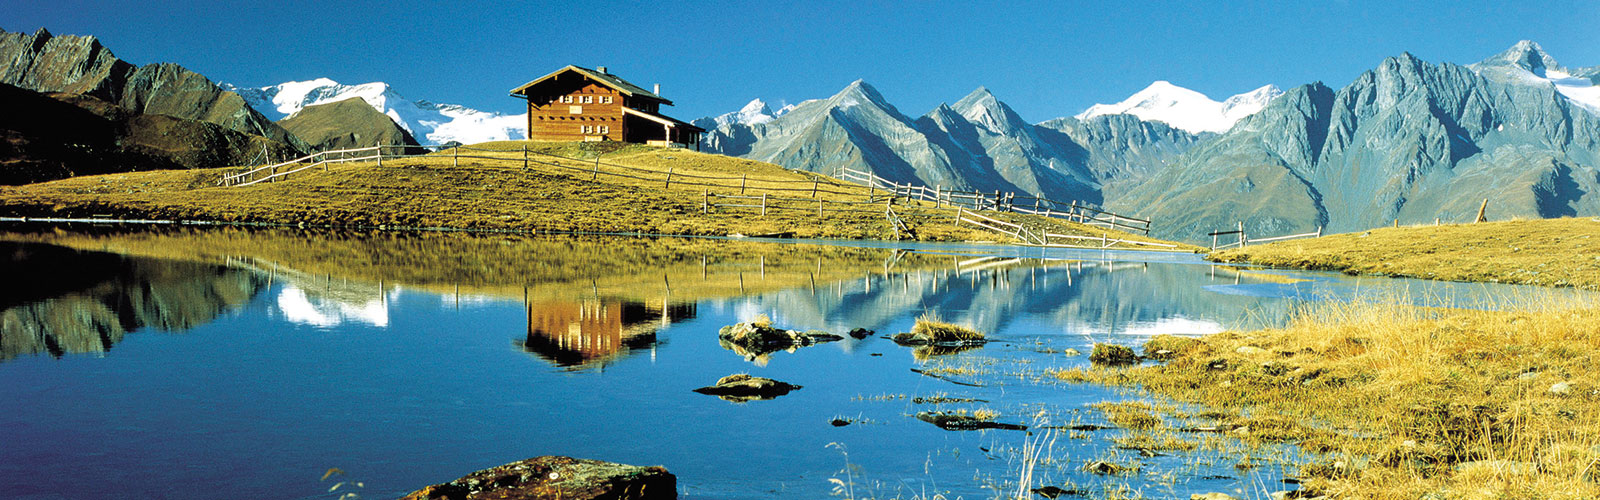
6;0;1598;122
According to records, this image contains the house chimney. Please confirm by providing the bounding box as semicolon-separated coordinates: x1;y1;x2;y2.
653;83;660;95
597;66;608;74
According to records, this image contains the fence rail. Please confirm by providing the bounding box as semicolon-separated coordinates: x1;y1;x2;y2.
1209;222;1323;250
836;167;1150;235
213;142;1169;247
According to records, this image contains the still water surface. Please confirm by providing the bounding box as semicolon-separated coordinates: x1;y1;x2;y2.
0;227;1583;499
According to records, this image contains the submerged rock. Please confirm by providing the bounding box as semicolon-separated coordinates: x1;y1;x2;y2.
1032;485;1081;498
401;455;676;500
847;327;874;339
915;411;1026;431
1089;343;1139;366
692;374;802;402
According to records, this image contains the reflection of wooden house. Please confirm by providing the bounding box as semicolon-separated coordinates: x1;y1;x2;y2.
509;65;704;148
520;299;696;367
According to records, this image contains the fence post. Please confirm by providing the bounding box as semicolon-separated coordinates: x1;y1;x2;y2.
818;198;823;217
1211;233;1218;251
740;174;747;194
377;144;383;167
761;193;767;216
591;158;600;181
1237;221;1245;248
1317;226;1323;237
523;144;528;170
453;146;458;168
665;167;673;189
811;179;818;198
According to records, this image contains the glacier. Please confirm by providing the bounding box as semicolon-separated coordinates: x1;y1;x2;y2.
1075;81;1283;134
225;78;526;145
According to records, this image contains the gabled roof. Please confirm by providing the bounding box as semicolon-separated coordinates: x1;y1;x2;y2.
509;65;672;105
622;107;706;133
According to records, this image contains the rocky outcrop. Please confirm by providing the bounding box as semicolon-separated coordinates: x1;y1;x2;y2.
1088;343;1139;366
0;27;307;155
279;97;422;152
0;84;301;184
402;456;676;500
716;320;841;361
691;373;802;402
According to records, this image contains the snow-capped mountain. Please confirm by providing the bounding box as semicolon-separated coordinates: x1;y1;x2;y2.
711;99;778;127
225;78;526;145
1075;81;1283;134
1469;40;1600;114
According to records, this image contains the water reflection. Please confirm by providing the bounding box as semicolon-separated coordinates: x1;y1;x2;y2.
518;299;696;368
0;241;265;362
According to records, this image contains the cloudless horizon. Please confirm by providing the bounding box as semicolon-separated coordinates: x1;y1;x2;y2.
6;1;1599;123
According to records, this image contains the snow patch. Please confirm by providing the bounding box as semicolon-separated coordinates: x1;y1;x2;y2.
227;79;526;145
1075;81;1283;134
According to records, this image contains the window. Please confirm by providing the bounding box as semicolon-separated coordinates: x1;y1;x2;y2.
569;105;583;114
601;96;613;104
599;125;610;134
581;95;593;104
581;125;593;134
559;95;573;104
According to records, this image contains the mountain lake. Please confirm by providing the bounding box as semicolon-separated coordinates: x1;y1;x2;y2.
0;225;1588;499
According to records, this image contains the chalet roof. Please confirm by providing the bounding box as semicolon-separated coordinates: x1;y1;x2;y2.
623;107;706;133
509;65;672;105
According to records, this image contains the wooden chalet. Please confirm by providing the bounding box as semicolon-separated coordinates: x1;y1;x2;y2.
509;65;704;149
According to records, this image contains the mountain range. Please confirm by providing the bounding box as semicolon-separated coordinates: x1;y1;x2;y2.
695;41;1600;241
225;78;526;145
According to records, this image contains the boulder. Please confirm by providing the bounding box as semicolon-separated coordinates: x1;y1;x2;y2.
847;327;873;339
691;374;801;402
401;455;675;500
716;320;837;360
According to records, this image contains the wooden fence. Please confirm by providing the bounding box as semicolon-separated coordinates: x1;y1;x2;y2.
836;167;1151;235
1209;222;1323;250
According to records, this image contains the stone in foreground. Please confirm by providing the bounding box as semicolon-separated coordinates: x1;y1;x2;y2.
402;455;676;500
691;374;802;402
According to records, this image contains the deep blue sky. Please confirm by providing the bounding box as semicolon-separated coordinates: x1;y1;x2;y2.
6;1;1598;122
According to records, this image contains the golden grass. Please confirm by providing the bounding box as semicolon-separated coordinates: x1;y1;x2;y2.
1210;217;1600;290
0;141;1191;248
908;313;985;343
1051;298;1600;498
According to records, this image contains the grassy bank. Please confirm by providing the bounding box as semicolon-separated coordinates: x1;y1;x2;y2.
1054;298;1600;498
0;141;1188;249
1209;218;1600;290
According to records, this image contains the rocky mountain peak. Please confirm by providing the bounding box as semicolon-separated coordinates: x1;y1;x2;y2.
1478;40;1563;77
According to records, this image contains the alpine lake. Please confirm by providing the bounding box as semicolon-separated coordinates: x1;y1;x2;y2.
0;225;1587;500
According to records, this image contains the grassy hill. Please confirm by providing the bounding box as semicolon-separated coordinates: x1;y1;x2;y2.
1209;218;1600;289
0;140;1190;248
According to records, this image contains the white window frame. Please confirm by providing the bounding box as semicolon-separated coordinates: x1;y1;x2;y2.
599;125;609;134
601;96;613;104
581;95;593;104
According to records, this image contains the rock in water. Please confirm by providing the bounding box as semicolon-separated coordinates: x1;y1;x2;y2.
402;455;676;500
692;374;802;402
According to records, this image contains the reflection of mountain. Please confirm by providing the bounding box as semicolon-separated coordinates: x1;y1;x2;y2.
0;242;266;362
276;286;390;328
733;258;1282;342
517;299;696;368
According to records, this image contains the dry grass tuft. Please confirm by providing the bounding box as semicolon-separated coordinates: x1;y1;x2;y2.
908;313;985;343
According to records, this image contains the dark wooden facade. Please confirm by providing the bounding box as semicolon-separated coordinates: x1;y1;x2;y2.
509;66;703;148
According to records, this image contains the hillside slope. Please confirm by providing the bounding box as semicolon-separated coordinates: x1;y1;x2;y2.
0;142;1183;247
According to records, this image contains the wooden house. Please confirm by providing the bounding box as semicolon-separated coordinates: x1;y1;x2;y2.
509;65;704;148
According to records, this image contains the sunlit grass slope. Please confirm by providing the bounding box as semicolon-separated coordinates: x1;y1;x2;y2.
1210;218;1600;289
0;141;1186;248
